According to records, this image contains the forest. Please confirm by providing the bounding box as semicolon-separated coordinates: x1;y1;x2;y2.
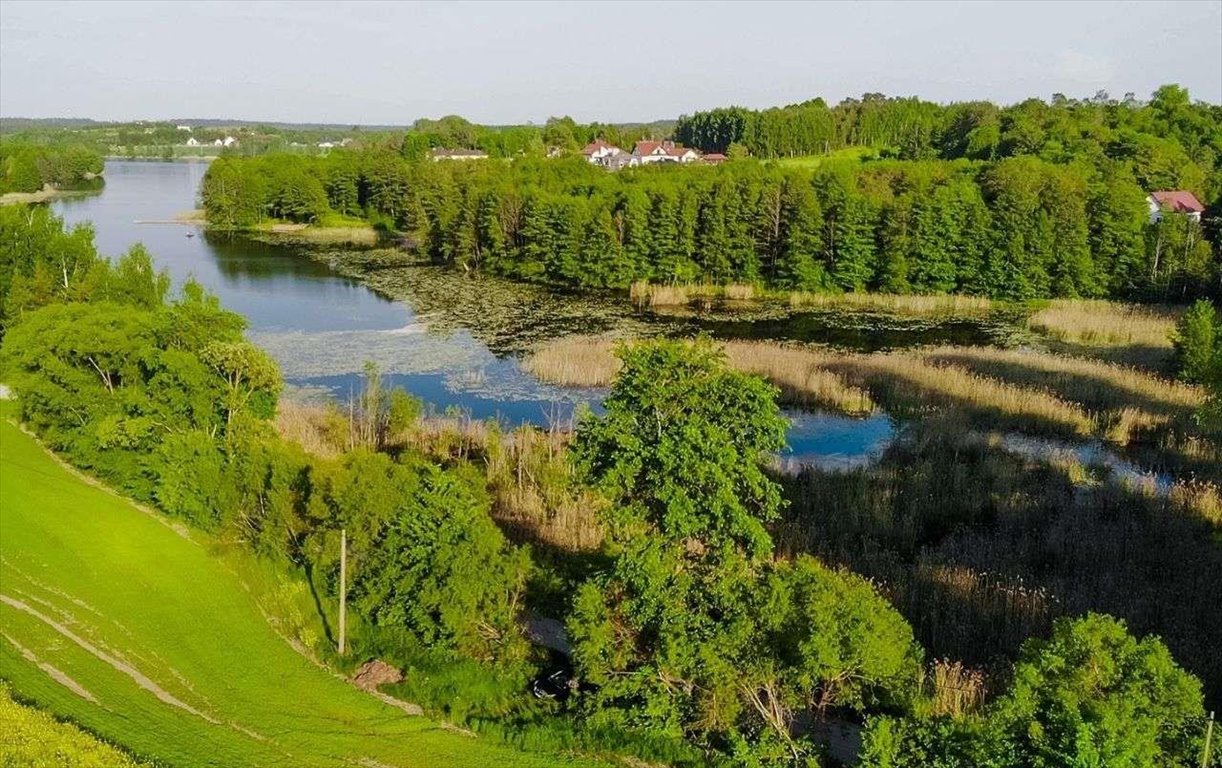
201;85;1221;303
0;139;104;194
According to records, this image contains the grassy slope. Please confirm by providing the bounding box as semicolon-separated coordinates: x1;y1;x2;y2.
0;413;593;768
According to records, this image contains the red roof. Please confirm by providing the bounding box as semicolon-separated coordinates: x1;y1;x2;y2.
633;140;694;158
702;153;728;163
581;140;618;156
1151;190;1205;213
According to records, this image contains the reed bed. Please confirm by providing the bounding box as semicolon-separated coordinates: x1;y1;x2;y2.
276;399;605;552
916;346;1203;413
1027;299;1178;348
722;341;875;416
628;281;997;316
524;337;1096;435
775;420;1222;705
629;281;758;307
520;335;622;387
788;291;995;315
276;400;345;458
826;351;1095;437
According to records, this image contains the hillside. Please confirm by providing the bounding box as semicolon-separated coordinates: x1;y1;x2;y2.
0;408;597;768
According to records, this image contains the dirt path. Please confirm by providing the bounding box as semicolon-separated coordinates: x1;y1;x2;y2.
3;631;99;703
0;593;218;723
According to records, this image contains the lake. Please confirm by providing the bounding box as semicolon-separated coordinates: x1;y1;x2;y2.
55;160;901;467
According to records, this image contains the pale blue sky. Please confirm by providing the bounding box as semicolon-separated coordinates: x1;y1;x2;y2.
1;0;1219;124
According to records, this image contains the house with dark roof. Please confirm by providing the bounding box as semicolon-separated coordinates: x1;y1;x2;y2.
1147;190;1205;223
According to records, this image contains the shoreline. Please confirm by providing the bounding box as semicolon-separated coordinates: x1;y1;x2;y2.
104;155;216;163
0;187;102;207
189;215;382;245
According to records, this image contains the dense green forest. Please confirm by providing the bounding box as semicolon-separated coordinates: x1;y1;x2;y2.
2;205;1217;766
203;90;1221;302
674;86;1221;175
0;140;104;193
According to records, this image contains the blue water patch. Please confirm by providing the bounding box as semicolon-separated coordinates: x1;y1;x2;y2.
779;410;895;471
292;367;603;430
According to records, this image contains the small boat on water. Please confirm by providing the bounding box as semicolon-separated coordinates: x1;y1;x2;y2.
186;231;195;238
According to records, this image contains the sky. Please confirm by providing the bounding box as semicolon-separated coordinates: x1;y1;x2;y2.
1;0;1220;125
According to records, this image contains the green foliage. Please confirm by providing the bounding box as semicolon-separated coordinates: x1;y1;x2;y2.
753;556;923;714
0;140;103;193
1173;299;1222;431
568;340;922;760
860;614;1210;768
573;339;787;557
309;453;531;660
0;206;100;334
992;614;1207;768
1175;299;1220;384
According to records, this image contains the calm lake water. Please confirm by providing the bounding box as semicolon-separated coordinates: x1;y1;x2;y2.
55;160;896;466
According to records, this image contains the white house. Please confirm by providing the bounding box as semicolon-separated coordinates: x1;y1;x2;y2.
176;125;192;132
581;140;623;165
318;142;336;149
632;140;701;164
185;137;201;147
1147;190;1205;224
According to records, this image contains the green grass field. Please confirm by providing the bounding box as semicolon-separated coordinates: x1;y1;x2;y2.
0;411;594;768
771;145;885;169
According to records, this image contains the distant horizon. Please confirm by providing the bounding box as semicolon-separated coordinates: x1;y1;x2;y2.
1;0;1218;125
2;82;1219;130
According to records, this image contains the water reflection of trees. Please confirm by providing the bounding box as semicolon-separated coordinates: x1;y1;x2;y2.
203;232;373;286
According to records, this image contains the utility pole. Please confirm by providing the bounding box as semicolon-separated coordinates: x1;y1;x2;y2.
1203;710;1215;768
338;528;347;656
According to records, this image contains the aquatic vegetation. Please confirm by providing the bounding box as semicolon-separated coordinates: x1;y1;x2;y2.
723;341;876;416
774;418;1222;706
1027;299;1179;348
276;398;607;553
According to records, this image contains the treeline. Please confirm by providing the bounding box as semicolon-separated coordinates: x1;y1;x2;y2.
675;86;1221;185
401;114;674;159
0;140;104;193
204;148;1219;301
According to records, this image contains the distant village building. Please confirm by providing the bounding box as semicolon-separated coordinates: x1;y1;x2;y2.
317;142;336;149
1147;190;1205;223
176;125;192;132
701;153;728;165
603;153;641;171
581;140;623;165
632;140;700;164
213;136;239;148
185;137;201;147
430;148;489;161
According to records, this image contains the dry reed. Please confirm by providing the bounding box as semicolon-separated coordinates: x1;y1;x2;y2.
275;398;606;552
788;291;994;315
520;335;622;387
1027;299;1178;348
722;341;874;415
926;659;987;717
524;337;1096;435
